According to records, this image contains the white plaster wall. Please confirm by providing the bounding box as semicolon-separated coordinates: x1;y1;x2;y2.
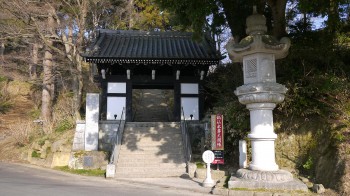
107;97;126;120
181;97;199;120
181;83;199;94
107;82;126;93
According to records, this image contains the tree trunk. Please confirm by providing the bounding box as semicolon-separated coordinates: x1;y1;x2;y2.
221;0;248;41
72;0;88;120
75;55;83;119
129;0;134;29
327;0;340;35
0;42;4;69
30;43;38;80
267;0;288;38
41;9;56;134
41;43;54;134
89;63;97;83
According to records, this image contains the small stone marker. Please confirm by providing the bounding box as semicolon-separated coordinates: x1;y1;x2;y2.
202;150;215;187
106;164;115;178
312;184;325;194
83;156;93;167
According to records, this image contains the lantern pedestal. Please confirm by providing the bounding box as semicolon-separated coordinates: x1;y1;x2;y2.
228;169;308;191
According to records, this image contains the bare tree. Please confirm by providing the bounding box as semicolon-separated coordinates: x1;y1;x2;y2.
30;42;40;80
0;42;4;69
39;5;56;133
0;0;128;132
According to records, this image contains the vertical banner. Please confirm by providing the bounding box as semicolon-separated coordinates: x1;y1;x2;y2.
211;114;224;150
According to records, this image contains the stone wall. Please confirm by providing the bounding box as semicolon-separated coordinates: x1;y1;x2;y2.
186;121;207;160
72;120;123;152
275;132;313;171
275;127;350;194
98;120;122;151
22;130;74;168
72;121;85;151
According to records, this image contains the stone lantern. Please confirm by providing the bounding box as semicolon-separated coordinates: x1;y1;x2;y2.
226;7;307;191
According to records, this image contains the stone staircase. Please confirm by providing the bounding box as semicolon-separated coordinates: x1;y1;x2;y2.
115;122;186;178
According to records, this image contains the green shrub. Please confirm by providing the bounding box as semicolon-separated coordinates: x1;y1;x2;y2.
196;162;205;169
31;151;41;158
0;77;12;114
55;119;74;133
302;157;313;170
54;166;105;177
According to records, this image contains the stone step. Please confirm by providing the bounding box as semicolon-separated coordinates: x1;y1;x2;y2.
119;151;183;159
118;149;183;155
115;168;186;178
122;137;182;144
119;152;184;159
123;129;180;133
121;142;183;148
117;158;185;165
123;133;181;138
117;162;186;168
115;166;186;172
115;172;186;178
118;154;184;163
123;130;181;135
125;122;180;128
119;148;183;154
122;134;182;140
124;126;180;131
123;136;181;143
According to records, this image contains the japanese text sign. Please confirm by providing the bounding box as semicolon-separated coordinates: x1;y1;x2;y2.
211;114;224;150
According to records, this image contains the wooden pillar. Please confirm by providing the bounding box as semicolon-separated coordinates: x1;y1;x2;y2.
199;81;205;120
173;81;181;121
100;79;107;120
126;80;133;121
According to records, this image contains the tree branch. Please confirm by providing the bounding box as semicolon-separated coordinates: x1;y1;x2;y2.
30;16;65;56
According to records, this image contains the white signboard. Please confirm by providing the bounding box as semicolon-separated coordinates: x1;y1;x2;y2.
202;150;215;164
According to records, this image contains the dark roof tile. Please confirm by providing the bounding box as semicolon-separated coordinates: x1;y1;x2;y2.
83;30;222;65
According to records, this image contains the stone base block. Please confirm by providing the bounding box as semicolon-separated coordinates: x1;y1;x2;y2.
51;152;70;168
106;164;115;178
228;169;308;192
195;168;226;180
68;151;108;170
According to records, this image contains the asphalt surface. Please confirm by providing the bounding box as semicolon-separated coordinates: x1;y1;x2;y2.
0;162;212;196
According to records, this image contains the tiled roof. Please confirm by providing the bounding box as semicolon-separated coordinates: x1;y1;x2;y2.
83;30;221;65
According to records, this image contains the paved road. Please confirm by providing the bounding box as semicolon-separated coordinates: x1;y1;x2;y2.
0;162;210;196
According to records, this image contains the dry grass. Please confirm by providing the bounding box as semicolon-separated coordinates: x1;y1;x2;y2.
0;78;12;114
52;91;76;133
6;119;39;147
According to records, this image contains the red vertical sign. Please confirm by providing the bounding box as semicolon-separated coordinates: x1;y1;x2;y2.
216;114;223;149
211;114;224;151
